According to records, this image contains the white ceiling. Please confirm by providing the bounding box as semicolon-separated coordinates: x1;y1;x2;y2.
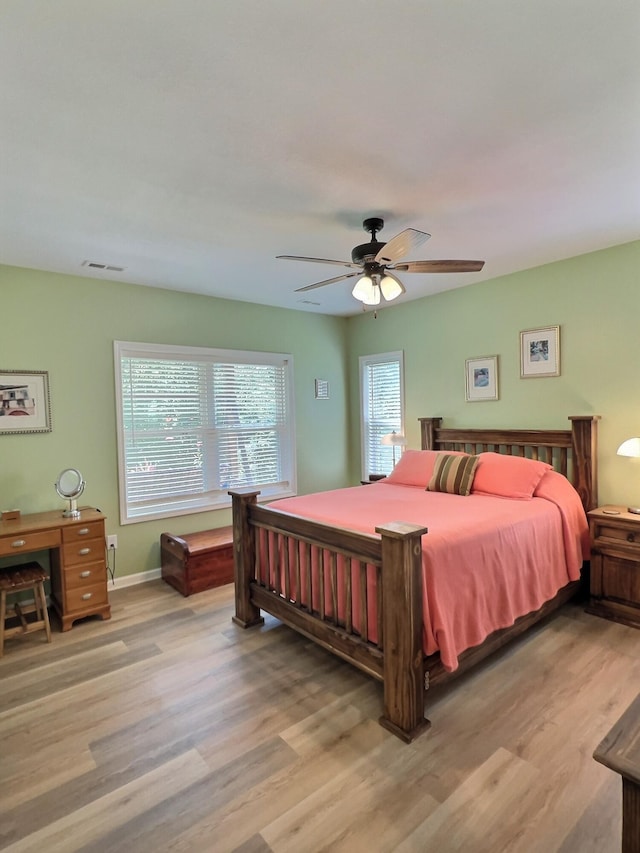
1;1;639;317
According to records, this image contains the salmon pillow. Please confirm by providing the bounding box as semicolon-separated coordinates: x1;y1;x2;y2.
383;449;468;488
471;452;552;500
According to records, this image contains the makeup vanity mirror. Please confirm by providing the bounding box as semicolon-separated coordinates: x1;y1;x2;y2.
55;468;86;518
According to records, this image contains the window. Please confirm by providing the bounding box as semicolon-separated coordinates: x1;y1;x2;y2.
359;351;404;478
114;341;296;523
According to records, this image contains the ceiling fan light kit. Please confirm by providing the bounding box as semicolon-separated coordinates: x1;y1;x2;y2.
278;217;485;310
352;272;405;305
352;276;380;305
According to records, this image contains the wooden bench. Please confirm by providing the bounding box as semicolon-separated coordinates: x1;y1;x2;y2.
160;526;234;597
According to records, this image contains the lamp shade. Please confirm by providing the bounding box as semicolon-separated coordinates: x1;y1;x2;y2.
381;431;407;447
352;276;380;305
379;274;405;302
617;437;640;458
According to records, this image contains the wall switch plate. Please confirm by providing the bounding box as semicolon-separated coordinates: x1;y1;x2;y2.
106;535;118;550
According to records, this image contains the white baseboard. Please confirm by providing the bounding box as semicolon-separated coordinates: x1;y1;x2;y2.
109;567;162;589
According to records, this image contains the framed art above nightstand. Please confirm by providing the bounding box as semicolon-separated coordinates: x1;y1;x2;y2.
586;506;640;629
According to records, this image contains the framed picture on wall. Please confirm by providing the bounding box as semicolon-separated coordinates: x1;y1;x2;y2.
314;378;330;399
465;355;499;402
0;370;52;434
520;326;560;378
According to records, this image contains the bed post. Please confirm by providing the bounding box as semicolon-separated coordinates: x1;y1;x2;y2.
569;415;600;511
376;521;430;743
229;489;265;629
419;417;442;451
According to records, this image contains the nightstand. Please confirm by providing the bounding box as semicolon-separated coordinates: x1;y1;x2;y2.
587;506;640;629
360;474;387;485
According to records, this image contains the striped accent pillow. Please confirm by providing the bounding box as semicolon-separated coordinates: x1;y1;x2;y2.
427;453;479;496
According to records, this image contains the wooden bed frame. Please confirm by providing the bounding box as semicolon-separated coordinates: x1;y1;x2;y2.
230;415;599;742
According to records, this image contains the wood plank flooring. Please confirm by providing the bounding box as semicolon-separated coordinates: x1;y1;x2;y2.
1;580;639;852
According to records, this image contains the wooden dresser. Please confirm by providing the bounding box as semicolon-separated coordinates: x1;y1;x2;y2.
0;507;111;631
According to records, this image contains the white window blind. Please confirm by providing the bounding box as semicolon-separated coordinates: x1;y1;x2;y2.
114;342;296;523
359;351;404;478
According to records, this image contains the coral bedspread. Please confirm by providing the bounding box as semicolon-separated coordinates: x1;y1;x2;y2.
270;471;589;672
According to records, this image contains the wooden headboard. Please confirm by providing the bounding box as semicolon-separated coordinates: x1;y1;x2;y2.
419;416;599;512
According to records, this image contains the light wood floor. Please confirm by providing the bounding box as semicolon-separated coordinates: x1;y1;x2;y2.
1;580;638;852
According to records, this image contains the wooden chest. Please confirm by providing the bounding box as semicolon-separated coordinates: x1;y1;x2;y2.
160;526;234;597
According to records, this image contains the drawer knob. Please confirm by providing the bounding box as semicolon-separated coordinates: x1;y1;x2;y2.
80;570;91;578
81;592;92;600
79;547;91;555
78;528;90;536
11;539;26;548
627;533;636;543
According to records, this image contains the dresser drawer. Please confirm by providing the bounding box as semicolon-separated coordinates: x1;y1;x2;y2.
65;581;108;613
62;537;104;567
62;521;104;543
64;560;106;590
0;529;60;557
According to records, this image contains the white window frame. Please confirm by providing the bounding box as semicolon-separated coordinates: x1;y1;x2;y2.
114;341;297;524
359;350;405;480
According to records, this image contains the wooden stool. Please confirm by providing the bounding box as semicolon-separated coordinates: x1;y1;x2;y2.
0;561;52;656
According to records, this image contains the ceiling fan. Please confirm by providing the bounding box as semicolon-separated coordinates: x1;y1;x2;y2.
278;217;485;306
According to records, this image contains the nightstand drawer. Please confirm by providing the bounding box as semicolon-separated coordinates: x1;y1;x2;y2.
594;523;640;547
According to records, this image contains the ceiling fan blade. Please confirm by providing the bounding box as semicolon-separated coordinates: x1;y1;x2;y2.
295;271;363;293
277;255;361;269
392;259;485;273
374;228;430;264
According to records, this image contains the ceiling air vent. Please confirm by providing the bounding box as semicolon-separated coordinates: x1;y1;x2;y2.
81;260;126;272
297;298;321;306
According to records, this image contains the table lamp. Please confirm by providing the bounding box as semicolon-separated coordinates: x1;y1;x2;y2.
617;437;640;514
381;431;407;467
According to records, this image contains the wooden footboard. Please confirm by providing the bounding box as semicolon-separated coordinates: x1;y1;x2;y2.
230;414;599;743
230;488;429;741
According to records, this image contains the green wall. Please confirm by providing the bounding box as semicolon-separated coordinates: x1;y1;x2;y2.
347;240;640;509
2;240;638;580
0;266;349;577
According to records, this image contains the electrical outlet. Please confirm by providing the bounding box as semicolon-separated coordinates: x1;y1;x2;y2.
107;534;118;550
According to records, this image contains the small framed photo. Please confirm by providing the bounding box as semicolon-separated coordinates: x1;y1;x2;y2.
314;378;330;399
0;370;52;434
465;356;499;402
520;326;560;378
